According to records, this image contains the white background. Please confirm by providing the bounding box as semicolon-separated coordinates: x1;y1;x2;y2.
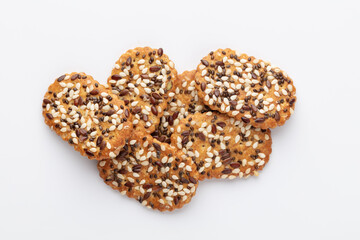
1;0;359;239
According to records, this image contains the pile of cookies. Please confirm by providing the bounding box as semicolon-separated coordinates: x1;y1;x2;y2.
42;47;296;211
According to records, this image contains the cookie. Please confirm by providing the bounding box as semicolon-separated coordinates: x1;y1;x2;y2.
42;72;133;160
195;49;296;129
170;111;272;180
152;70;210;143
107;47;177;134
98;134;199;211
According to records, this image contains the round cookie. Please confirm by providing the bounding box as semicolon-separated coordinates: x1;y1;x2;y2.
195;49;296;129
42;72;133;160
107;47;177;134
170;111;272;180
98;134;199;211
152;70;210;143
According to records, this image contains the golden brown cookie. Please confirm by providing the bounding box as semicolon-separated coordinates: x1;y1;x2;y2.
170;111;272;180
152;70;210;143
98;134;199;211
107;47;177;134
42;72;133;160
195;49;296;129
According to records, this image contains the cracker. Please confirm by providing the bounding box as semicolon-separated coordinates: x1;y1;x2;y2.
107;47;177;134
170;111;272;180
98;134;199;211
195;49;296;129
152;70;210;143
42;72;133;160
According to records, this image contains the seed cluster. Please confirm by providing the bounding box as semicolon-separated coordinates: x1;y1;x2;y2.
98;134;198;211
152;70;211;144
42;73;133;160
171;112;272;180
108;47;177;134
195;49;296;129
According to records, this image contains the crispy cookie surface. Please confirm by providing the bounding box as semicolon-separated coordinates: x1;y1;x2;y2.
98;134;199;211
107;47;177;134
152;70;210;143
42;72;133;160
171;112;272;180
195;49;296;129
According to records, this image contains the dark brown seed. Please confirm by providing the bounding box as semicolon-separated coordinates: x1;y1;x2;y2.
142;114;148;122
126;57;132;66
174;196;179;205
241;116;250;123
157;48;163;57
153;143;161;151
149;97;156;105
74;98;80;106
104;109;116;116
230;100;237;106
221;169;232;174
189;176;197;184
182;136;189;145
251;104;258;112
289;98;296;106
222;158;232;165
79;128;87;136
154;161;162;167
172;111;179;119
255;117;265;123
119;89;129;96
180;177;189;184
90;89;99;95
215;61;224;66
57;75;66;82
132;107;141;114
214;89;220;97
266;80;271;88
96;136;103;146
74;97;84;107
140;74;149;79
230;163;241;168
168;116;174;126
181;130;190;136
143;184;153;189
43;99;51;104
150;66;161;72
124;109;129;118
275;111;280;121
78;97;84;106
201;59;209;67
151;106;158;116
242;105;251;111
151;93;161;99
198;132;206;141
125;182;133;188
143;192;151;200
79;135;88;142
99;141;106;150
45;113;53;120
211;124;217;134
111;74;122;80
216;122;226;128
71;74;79;80
219;149;227;156
85;150;94;156
201;82;206;91
132;164;142;173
